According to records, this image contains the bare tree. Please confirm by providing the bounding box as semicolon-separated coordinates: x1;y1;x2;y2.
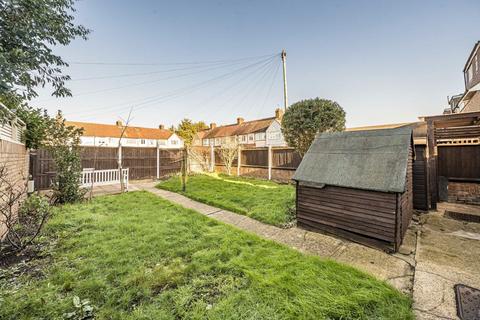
188;146;211;172
219;139;239;176
116;108;133;193
0;166;50;254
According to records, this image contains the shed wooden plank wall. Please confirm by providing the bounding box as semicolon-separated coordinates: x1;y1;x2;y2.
399;143;414;239
413;145;428;210
296;185;398;251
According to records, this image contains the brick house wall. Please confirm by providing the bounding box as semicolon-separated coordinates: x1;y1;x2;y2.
0;139;29;239
448;181;480;205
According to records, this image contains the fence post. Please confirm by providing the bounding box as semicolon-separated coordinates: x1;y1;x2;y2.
237;145;241;176
210;144;215;172
156;143;160;180
268;145;272;180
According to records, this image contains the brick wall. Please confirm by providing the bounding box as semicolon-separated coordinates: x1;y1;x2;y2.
0;139;29;238
448;181;480;205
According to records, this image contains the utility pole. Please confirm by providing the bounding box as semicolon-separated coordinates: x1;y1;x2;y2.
281;49;288;111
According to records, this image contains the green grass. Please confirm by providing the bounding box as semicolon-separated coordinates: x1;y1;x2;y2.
0;192;413;319
157;173;296;227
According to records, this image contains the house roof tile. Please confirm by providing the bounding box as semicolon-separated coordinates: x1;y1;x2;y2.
66;121;173;140
203;117;276;139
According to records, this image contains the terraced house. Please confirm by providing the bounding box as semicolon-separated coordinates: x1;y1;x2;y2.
448;41;480;113
66;120;184;149
196;108;287;148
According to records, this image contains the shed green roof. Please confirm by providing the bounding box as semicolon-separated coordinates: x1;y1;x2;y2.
292;125;413;193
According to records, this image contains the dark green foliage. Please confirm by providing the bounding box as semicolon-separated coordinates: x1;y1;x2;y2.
281;98;346;155
158;173;296;227
0;0;90;100
0;192;413;319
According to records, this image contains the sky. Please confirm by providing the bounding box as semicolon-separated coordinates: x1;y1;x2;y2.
31;0;480;129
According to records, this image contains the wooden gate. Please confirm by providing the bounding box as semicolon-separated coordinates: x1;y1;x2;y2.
438;145;480;179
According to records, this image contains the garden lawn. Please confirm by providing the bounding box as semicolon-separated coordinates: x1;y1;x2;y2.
157;173;296;227
0;192;413;320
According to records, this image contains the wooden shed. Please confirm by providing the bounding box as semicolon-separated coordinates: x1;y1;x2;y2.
293;126;414;252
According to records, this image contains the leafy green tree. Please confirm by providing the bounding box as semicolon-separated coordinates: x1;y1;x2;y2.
45;112;86;204
175;118;208;146
281;98;346;155
0;0;90;101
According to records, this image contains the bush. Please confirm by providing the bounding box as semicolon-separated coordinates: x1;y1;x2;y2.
281;98;346;155
1;192;51;254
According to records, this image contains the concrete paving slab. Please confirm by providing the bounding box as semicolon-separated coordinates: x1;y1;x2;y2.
414;211;480;320
302;231;345;257
333;241;414;283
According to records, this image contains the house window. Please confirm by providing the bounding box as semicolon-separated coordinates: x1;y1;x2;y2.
255;132;266;141
248;134;254;142
158;140;166;145
97;138;107;145
171;140;178;145
215;138;221;146
241;135;247;143
203;139;209;146
141;139;146;145
468;65;474;84
268;132;281;140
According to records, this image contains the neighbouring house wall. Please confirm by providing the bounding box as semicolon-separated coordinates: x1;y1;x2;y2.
462;91;480;113
265;120;287;147
0;139;29;238
79;136;181;148
448;182;480;205
465;48;480;91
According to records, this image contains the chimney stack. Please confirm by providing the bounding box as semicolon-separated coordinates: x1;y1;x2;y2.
210;123;217;129
237;117;244;125
275;108;284;120
159;124;165;130
116;120;123;127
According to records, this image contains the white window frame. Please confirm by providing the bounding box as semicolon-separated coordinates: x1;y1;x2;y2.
248;134;254;142
255;132;266;141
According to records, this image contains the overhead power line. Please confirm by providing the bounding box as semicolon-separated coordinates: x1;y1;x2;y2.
70;54;276;81
65;55;277;119
68;53;277;66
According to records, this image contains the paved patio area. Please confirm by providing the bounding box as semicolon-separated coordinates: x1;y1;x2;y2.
93;181;480;320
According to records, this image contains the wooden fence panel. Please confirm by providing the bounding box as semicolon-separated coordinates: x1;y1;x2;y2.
242;148;268;167
272;148;301;169
159;149;183;177
122;147;157;180
30;147;183;190
81;147;118;170
438;145;480;179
